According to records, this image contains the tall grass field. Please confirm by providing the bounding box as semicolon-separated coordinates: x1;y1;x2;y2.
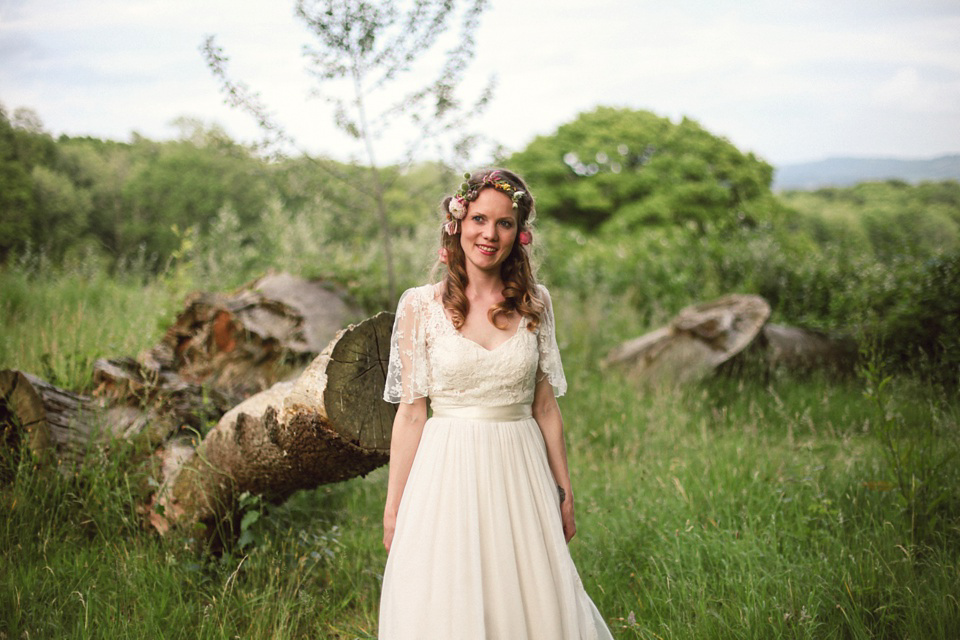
2;260;959;639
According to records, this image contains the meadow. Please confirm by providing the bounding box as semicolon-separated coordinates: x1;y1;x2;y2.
3;107;959;638
2;256;958;639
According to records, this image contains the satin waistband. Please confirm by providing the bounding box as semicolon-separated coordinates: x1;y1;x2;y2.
430;402;532;422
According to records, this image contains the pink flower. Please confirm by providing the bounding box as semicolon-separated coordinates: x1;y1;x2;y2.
518;230;533;246
448;196;466;220
444;219;459;235
437;247;449;263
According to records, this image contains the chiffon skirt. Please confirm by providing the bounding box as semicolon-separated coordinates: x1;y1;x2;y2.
378;404;612;640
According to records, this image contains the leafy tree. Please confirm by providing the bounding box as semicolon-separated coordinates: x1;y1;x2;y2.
202;0;492;301
30;165;93;260
0;105;36;260
55;137;140;262
509;107;777;234
120;134;272;261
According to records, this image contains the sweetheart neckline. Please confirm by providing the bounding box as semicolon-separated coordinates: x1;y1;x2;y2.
453;326;524;353
428;291;526;353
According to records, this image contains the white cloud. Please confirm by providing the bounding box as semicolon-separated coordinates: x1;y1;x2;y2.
2;0;959;164
873;66;960;114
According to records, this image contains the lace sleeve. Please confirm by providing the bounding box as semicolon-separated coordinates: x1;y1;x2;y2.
383;286;430;404
536;284;567;397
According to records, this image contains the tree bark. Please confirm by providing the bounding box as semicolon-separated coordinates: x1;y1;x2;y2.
1;369;91;475
1;364;232;477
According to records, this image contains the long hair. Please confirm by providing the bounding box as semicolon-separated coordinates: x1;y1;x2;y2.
439;168;544;331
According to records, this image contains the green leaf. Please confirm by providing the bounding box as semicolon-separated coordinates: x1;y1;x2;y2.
240;509;261;531
237;529;255;550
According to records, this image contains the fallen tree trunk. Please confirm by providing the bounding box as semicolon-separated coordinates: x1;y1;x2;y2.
605;294;771;384
1;370;93;475
0;365;234;476
150;312;396;539
718;323;858;377
2;273;363;477
4;312;397;536
605;294;856;384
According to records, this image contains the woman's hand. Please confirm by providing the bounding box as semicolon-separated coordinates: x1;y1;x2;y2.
561;492;576;543
383;508;397;553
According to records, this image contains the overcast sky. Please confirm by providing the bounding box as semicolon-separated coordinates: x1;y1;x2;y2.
2;0;959;167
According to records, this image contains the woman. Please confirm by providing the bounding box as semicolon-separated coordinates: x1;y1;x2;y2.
379;169;612;639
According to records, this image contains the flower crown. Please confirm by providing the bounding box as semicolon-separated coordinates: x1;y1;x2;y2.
443;171;531;245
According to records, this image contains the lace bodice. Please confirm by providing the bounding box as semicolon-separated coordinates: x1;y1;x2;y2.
383;283;567;406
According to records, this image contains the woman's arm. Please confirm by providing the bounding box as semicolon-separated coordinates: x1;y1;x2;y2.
383;397;428;552
532;375;576;543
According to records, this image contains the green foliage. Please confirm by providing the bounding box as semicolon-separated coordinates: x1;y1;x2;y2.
860;354;960;548
510;107;778;233
3;283;960;637
0;108;275;268
780;180;960;260
3;102;958;382
119;136;271;260
0;105;42;260
777;181;960;385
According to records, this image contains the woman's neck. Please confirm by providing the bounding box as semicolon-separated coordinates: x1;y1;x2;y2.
464;266;504;300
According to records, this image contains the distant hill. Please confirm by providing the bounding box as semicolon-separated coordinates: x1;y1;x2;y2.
773;155;960;191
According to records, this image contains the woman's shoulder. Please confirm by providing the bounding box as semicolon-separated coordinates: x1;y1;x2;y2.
397;283;442;310
401;283;437;297
533;283;553;308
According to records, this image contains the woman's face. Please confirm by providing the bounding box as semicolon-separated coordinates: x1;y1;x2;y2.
459;188;518;276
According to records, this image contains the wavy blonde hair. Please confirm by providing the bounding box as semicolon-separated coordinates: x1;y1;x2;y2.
438;168;544;331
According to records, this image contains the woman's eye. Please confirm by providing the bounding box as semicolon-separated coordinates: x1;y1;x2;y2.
472;215;484;223
499;220;513;228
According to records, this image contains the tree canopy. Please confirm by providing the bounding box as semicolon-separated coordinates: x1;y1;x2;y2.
509;107;777;234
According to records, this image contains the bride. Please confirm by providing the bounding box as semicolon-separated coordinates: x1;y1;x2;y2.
379;168;613;639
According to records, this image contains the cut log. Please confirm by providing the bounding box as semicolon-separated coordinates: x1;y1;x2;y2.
92;356;235;444
761;323;857;372
605;294;770;384
139;271;362;398
1;370;72;472
605;294;856;384
718;323;858;377
0;365;229;477
150;312;396;538
3;273;364;482
0;369;135;476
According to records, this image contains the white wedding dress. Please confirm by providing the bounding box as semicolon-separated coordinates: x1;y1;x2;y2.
379;283;613;640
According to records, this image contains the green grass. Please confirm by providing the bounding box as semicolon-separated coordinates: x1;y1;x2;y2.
2;268;959;639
